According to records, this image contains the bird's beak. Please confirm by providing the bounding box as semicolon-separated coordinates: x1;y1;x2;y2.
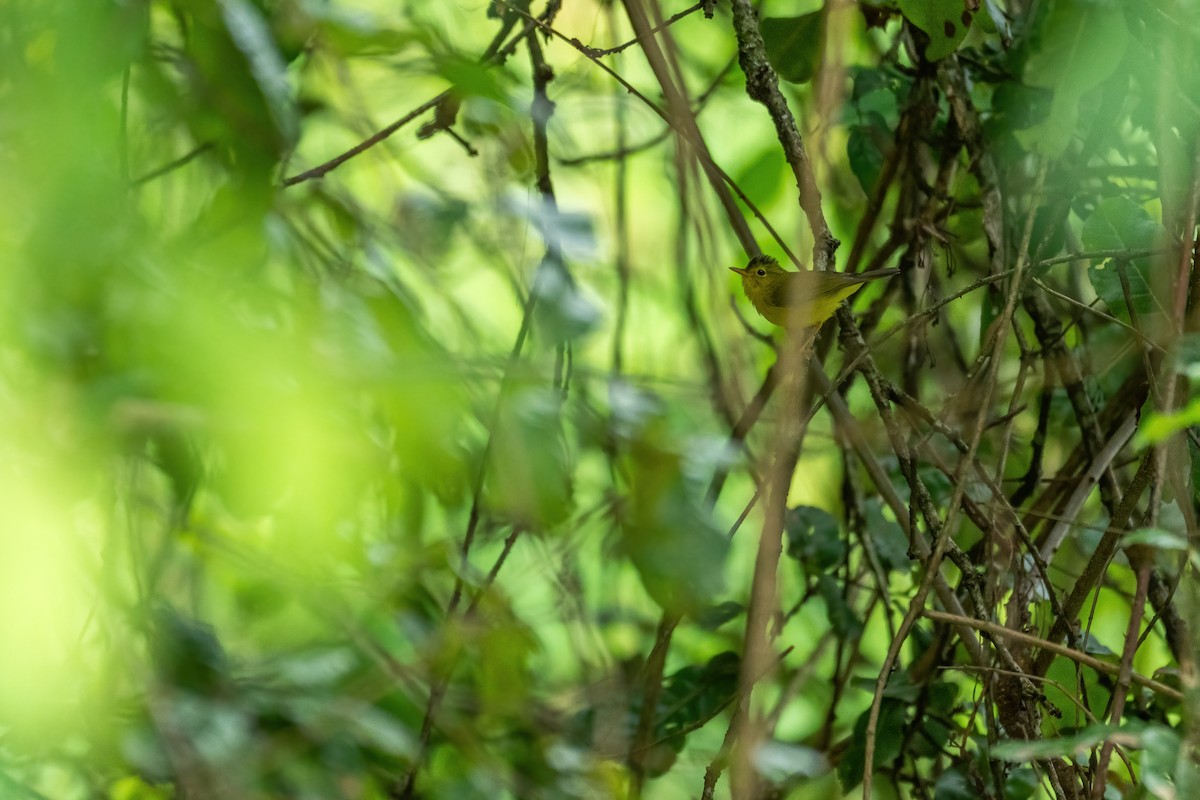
730;267;747;276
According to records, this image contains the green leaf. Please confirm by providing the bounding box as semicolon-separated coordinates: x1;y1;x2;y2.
753;741;827;782
1015;0;1128;156
817;574;864;638
1136;399;1200;447
992;724;1115;760
837;699;908;789
733;146;787;204
1171;333;1200;380
533;258;604;342
784;505;845;570
1004;768;1040;800
1081;197;1163;322
898;0;974;61
618;425;729;616
696;601;745;630
484;386;573;528
933;766;974;800
657;652;740;740
216;0;299;145
847;123;887;195
760;12;825;84
865;500;908;571
1122;527;1190;551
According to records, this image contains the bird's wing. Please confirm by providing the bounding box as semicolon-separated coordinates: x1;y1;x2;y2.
767;272;815;308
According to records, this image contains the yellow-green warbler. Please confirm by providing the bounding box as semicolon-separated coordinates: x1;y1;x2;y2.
731;254;900;329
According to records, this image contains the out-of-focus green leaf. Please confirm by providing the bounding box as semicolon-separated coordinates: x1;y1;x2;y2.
696;601;745;630
847;121;888;195
733;146;787;204
217;0;299;142
485;385;572;529
1171;334;1200;380
933;766;974;800
898;0;974;61
760;12;825;84
992;724;1115;760
1089;196;1161;321
817;574;863;638
784;504;845;570
1136;400;1200;446
865;500;908;571
1015;0;1128;156
617;422;729;616
1122;528;1190;551
657;652;739;741
837;699;907;789
753;741;827;782
1004;767;1040;800
532;258;604;342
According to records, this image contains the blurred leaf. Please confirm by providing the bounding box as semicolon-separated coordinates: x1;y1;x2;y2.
532;258;604;342
696;601;745;630
760;12;825;84
1171;333;1200;380
784;505;845;570
865;500;909;571
753;740;827;782
733;146;787;204
1082;197;1162;322
657;652;740;741
992;724;1115;760
150;606;229;695
1121;527;1189;551
109;775;172;800
435;54;513;104
817;574;863;638
847;121;888;195
838;699;907;789
1136;401;1200;447
485;386;573;529
898;0;974;61
1015;0;1128;156
1140;724;1182;800
217;0;299;142
617;423;729;616
1003;767;1040;800
933;766;973;800
392;191;470;262
1081;632;1113;657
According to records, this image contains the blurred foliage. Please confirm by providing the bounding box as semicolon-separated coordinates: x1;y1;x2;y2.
1;0;1199;799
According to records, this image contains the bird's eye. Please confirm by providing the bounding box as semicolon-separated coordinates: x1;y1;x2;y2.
756;268;766;276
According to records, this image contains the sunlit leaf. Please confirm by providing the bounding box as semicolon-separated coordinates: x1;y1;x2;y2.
898;0;974;61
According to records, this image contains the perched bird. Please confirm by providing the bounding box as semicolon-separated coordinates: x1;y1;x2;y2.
731;254;900;329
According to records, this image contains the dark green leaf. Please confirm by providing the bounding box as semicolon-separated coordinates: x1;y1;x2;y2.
760;13;825;84
1004;768;1040;800
865;500;909;571
784;505;845;570
817;574;864;638
933;766;974;800
696;601;745;630
837;699;908;789
848;123;887;195
1082;197;1163;321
